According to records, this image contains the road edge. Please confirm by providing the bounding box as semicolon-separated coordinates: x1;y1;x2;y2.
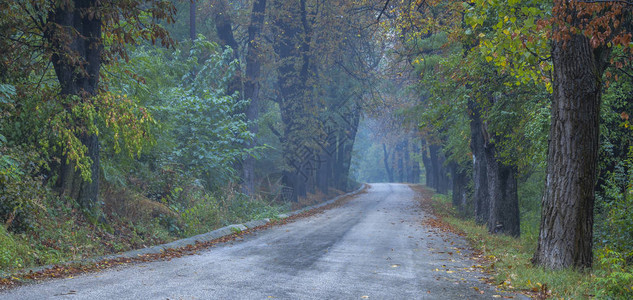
1;183;368;282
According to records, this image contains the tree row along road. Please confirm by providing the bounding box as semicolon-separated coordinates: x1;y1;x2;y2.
2;184;501;299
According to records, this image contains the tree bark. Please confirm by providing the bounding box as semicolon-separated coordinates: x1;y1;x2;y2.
211;0;241;97
382;143;394;182
484;141;520;237
532;10;608;268
46;0;102;209
469;99;489;225
411;141;421;183
429;144;449;194
397;142;404;182
450;162;469;214
272;0;316;201
421;139;434;187
241;0;267;195
336;103;360;191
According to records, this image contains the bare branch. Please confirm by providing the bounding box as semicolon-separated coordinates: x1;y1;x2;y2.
377;0;390;21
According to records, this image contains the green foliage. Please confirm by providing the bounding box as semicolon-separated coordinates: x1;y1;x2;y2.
0;83;15;105
428;191;592;298
180;193;221;237
223;197;290;225
594;247;633;299
595;77;633;264
0;225;28;270
104;37;253;189
517;169;544;239
0;146;47;232
465;0;552;91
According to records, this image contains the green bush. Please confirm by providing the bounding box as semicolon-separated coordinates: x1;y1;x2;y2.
0;146;47;233
593;247;633;299
180;193;221;236
0;225;28;270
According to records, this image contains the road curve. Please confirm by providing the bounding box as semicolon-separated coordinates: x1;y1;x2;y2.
2;183;500;299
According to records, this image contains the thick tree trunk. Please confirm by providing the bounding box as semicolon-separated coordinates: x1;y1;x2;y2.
273;0;316;201
47;0;102;209
469;99;489;225
484;141;520;237
532;18;608;268
336;105;360;191
241;0;267;195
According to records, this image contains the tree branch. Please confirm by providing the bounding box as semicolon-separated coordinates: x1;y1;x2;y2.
377;0;390;21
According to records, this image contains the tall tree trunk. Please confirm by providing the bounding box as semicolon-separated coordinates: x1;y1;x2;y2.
189;0;196;40
533;7;608;268
211;0;241;96
429;145;448;194
273;0;315;201
484;141;520;237
46;0;102;209
241;0;267;195
469;99;489;225
382;143;394;182
403;138;411;182
450;162;469;214
421;139;434;187
397;142;404;182
336;104;360;191
317;151;330;194
411;141;421;183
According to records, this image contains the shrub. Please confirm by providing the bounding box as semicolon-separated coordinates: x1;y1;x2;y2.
593;246;633;299
0;225;28;270
0;146;46;233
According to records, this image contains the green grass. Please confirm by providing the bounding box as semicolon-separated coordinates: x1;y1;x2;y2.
0;186;290;275
430;193;594;298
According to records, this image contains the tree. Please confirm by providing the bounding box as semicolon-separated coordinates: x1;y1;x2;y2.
242;0;267;195
40;0;174;208
44;0;103;207
532;0;619;269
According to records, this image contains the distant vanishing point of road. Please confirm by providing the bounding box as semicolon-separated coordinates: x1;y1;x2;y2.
2;183;507;299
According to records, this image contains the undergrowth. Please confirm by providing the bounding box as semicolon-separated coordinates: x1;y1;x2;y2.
0;182;291;275
427;191;632;299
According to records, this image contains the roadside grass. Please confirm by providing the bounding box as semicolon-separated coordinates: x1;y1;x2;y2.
418;187;595;299
0;186;291;275
1;181;358;275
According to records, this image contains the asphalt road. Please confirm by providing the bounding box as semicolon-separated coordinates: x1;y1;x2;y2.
2;183;504;299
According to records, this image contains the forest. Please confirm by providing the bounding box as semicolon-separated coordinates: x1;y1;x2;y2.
1;0;633;298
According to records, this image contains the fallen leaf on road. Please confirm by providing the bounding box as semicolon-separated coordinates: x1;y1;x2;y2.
361;296;369;299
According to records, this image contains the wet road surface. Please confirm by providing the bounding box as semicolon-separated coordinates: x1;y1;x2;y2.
2;183;504;299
